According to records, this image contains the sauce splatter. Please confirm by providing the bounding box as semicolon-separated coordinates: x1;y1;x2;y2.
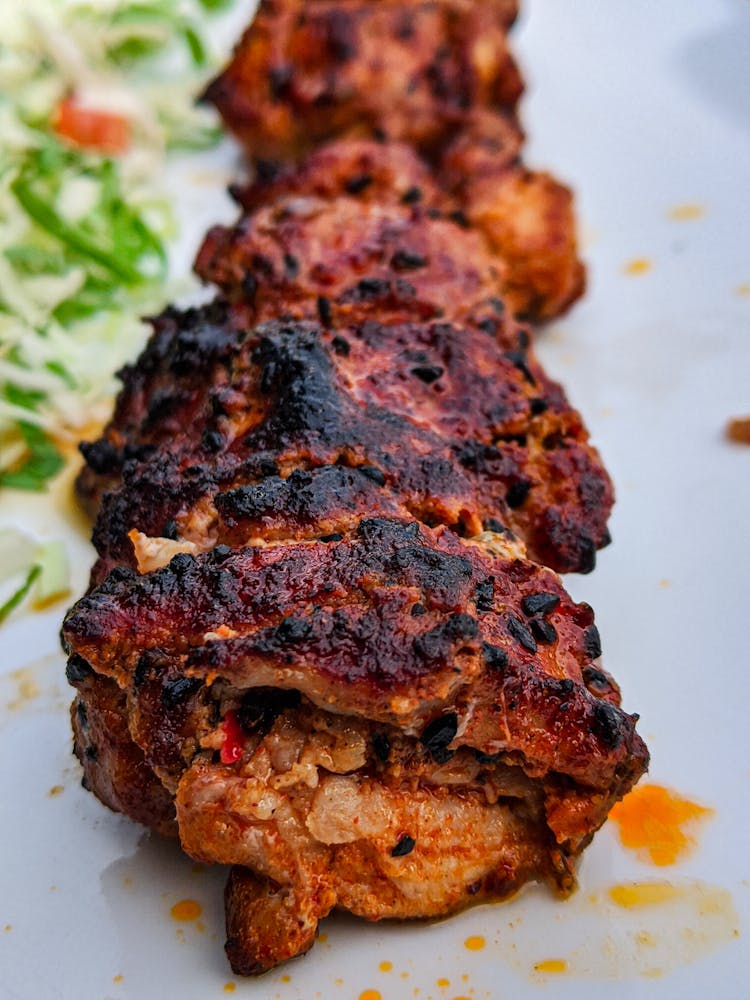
464;934;485;951
359;991;381;1000
609;784;714;865
667;203;705;221
437;978;450;988
379;960;393;972
6;668;39;711
280;975;290;983
726;416;750;445
623;257;652;276
534;959;568;974
170;899;202;922
112;974;123;984
736;282;750;297
223;984;236;993
48;785;64;797
609;882;681;908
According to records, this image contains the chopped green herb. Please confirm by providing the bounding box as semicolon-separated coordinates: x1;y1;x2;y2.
0;564;42;625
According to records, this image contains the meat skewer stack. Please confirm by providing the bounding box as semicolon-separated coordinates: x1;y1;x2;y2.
62;0;649;977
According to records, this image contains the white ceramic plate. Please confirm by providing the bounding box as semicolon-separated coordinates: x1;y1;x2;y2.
2;2;749;997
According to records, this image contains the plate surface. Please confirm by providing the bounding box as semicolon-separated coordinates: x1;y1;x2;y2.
1;2;749;998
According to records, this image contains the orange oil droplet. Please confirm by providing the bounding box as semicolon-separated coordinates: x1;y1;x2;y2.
463;934;485;951
281;975;291;983
223;984;236;993
359;990;382;1000
736;282;750;296
170;899;202;922
623;257;652;276
534;959;568;974
48;785;64;797
437;978;450;988
379;961;393;972
609;882;682;908
667;203;704;221
112;975;124;984
609;783;714;865
4;925;12;932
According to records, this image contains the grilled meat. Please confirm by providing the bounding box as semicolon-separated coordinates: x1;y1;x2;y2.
205;0;585;321
204;0;523;161
64;0;647;978
77;302;612;580
64;519;647;974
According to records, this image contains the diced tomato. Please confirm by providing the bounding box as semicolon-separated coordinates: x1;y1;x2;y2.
220;710;245;764
53;96;131;155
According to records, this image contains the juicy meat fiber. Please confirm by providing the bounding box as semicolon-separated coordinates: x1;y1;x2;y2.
64;520;647;974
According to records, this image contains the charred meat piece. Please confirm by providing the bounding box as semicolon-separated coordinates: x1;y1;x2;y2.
204;0;523;161
439;111;586;319
228;137;444;213
77;305;612;579
63;519;648;974
206;127;583;323
195;195;514;335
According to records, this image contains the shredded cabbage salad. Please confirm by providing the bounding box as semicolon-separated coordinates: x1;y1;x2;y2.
0;0;237;618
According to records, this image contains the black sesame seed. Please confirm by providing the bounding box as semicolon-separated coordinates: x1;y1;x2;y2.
76;700;88;726
401;185;422;204
66;655;93;684
530;618;557;644
507;614;538;653
268;65;292;100
84;744;98;761
201;429;224;453
316;295;332;326
591;700;623;749
391;835;416;857
410;602;426;616
477;317;498;336
283;253;299;278
372;731;391;762
411;364;444;384
449;209;470;228
161;675;202;710
319;532;343;543
584;624;602;660
345;173;373;195
582;665;610;692
482;642;508;672
529;397;548;416
391;250;428;271
521;592;560;617
504;349;535;385
359;465;386;485
420;713;458;764
506;481;531;508
482;518;508;534
331;335;351;356
357;277;389;298
489;297;505;315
